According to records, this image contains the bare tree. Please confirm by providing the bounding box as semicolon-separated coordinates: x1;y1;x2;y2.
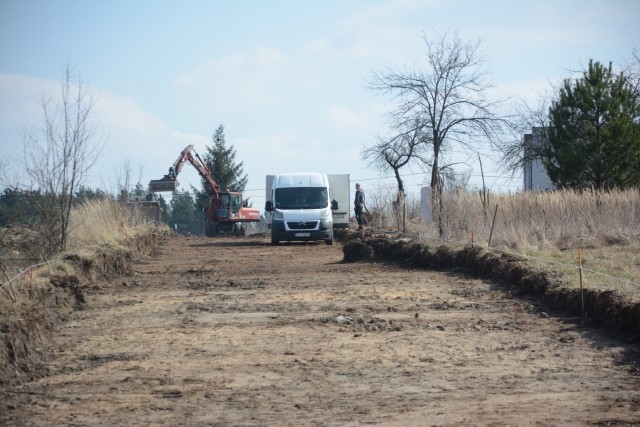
362;118;429;231
624;46;640;99
113;160;146;200
114;160;134;201
22;65;103;255
498;93;552;175
0;159;9;187
368;31;510;236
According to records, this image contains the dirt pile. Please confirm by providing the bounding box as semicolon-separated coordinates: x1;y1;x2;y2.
342;230;640;336
342;239;374;262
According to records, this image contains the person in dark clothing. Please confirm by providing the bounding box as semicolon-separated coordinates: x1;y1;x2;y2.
354;183;367;230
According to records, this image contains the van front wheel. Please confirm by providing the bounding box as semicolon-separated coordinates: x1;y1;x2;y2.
271;235;280;245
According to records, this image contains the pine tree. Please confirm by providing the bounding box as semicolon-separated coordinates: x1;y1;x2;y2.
169;189;196;234
205;124;248;191
544;60;640;189
194;124;250;213
156;194;169;224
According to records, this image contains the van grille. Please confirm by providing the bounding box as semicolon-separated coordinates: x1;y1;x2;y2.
287;221;318;230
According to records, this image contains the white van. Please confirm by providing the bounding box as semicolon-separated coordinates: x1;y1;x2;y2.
265;173;338;245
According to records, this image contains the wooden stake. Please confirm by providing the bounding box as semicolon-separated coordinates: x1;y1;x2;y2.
488;204;498;247
579;248;584;320
478;153;487;219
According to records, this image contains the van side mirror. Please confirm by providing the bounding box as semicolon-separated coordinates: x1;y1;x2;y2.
265;200;273;212
331;199;338;210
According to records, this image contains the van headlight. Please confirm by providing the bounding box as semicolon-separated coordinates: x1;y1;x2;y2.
273;209;284;220
320;208;331;219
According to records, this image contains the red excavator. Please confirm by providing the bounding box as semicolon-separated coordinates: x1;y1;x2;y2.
149;145;261;235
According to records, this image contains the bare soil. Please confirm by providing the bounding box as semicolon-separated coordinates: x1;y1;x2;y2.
2;234;640;426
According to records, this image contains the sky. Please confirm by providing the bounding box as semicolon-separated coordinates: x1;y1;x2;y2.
1;0;638;208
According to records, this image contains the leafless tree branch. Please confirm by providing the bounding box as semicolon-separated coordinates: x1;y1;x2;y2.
367;30;511;236
22;64;104;255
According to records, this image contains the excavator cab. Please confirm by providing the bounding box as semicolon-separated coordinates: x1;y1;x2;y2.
216;192;243;220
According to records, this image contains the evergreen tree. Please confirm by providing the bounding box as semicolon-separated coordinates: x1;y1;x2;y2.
0;188;40;226
544;60;640;189
169;189;196;234
156;194;169;224
195;124;250;213
205;124;248;191
74;185;109;205
130;183;147;198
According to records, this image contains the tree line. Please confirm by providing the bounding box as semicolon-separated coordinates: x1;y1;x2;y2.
2;33;638;251
0;65;246;254
0;123;249;241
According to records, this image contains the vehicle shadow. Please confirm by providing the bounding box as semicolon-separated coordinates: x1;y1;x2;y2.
189;239;326;248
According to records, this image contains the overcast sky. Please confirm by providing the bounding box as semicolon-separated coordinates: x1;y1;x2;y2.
1;0;638;206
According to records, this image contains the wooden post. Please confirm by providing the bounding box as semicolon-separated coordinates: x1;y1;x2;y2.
579;248;585;320
478;153;487;219
488;204;498;247
403;198;406;233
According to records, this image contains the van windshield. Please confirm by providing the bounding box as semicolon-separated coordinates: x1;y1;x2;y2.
275;187;328;209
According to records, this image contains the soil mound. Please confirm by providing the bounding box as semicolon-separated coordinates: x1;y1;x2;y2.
342;231;640;336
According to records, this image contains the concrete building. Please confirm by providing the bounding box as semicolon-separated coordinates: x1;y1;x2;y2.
523;127;554;191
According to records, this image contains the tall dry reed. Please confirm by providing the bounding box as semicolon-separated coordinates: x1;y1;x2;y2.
367;187;640;295
67;198;156;250
369;187;640;250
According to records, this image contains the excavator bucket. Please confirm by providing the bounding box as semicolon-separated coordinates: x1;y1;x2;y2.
149;178;179;192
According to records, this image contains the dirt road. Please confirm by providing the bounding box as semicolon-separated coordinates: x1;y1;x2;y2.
3;235;639;425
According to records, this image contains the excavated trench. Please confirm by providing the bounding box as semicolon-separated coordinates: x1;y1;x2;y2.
2;228;640;425
2;228;638;390
341;231;640;336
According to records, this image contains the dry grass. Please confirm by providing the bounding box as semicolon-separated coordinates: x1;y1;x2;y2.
67;198;154;250
368;187;640;300
434;188;639;247
520;242;640;300
1;198;166;306
1;197;170;386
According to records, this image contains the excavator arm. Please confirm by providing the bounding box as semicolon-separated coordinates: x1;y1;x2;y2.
149;144;261;234
149;145;220;196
